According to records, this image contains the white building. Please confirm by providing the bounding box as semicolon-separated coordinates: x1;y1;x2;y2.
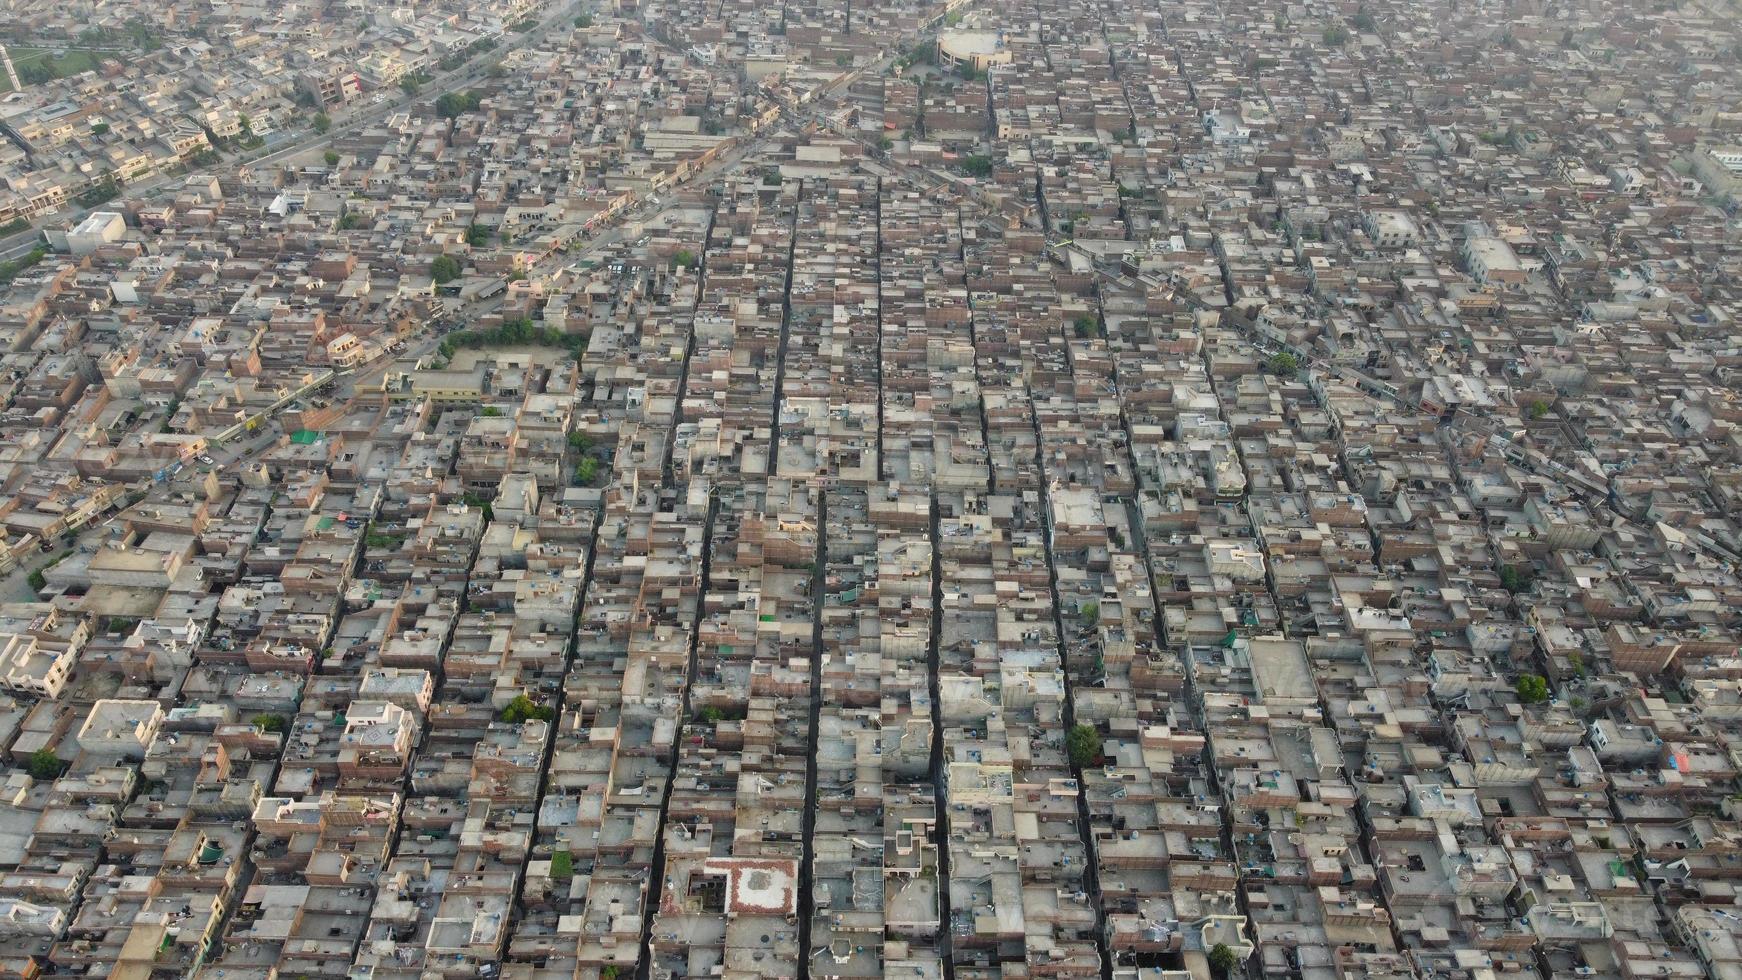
0;633;74;699
77;699;166;760
66;210;125;256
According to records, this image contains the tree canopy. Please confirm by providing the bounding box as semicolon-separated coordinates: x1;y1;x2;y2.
502;694;555;723
1066;724;1100;768
1516;674;1549;704
431;255;462;284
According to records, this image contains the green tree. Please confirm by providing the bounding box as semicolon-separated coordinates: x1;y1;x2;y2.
91;122;110;136
1323;25;1350;45
436;91;483;120
1266;352;1299;377
0;247;47;286
1066;724;1100;768
1516;674;1549;704
313;111;333;134
1527;399;1550;419
961;155;994;178
26;748;65;781
400;75;422;96
1079;601;1099;626
568;431;594;453
1209;943;1239;978
324;149;341;167
252;713;288;733
466;223;492;247
673;249;697;269
1499;564;1533;594
431;255;462;284
575;456;600;486
699;705;724;724
1352;8;1378;30
574;13;593;27
1072;315;1099;338
502;694;555;723
480;406;504;417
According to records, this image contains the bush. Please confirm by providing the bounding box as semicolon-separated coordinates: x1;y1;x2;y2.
252;713;288;733
26;569;45;592
438;320;588;359
26;748;65;781
1516;674;1549;704
1066;724;1100;768
76;178;119;209
365;531;405;550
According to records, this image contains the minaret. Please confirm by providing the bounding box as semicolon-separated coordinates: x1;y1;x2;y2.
0;45;19;93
